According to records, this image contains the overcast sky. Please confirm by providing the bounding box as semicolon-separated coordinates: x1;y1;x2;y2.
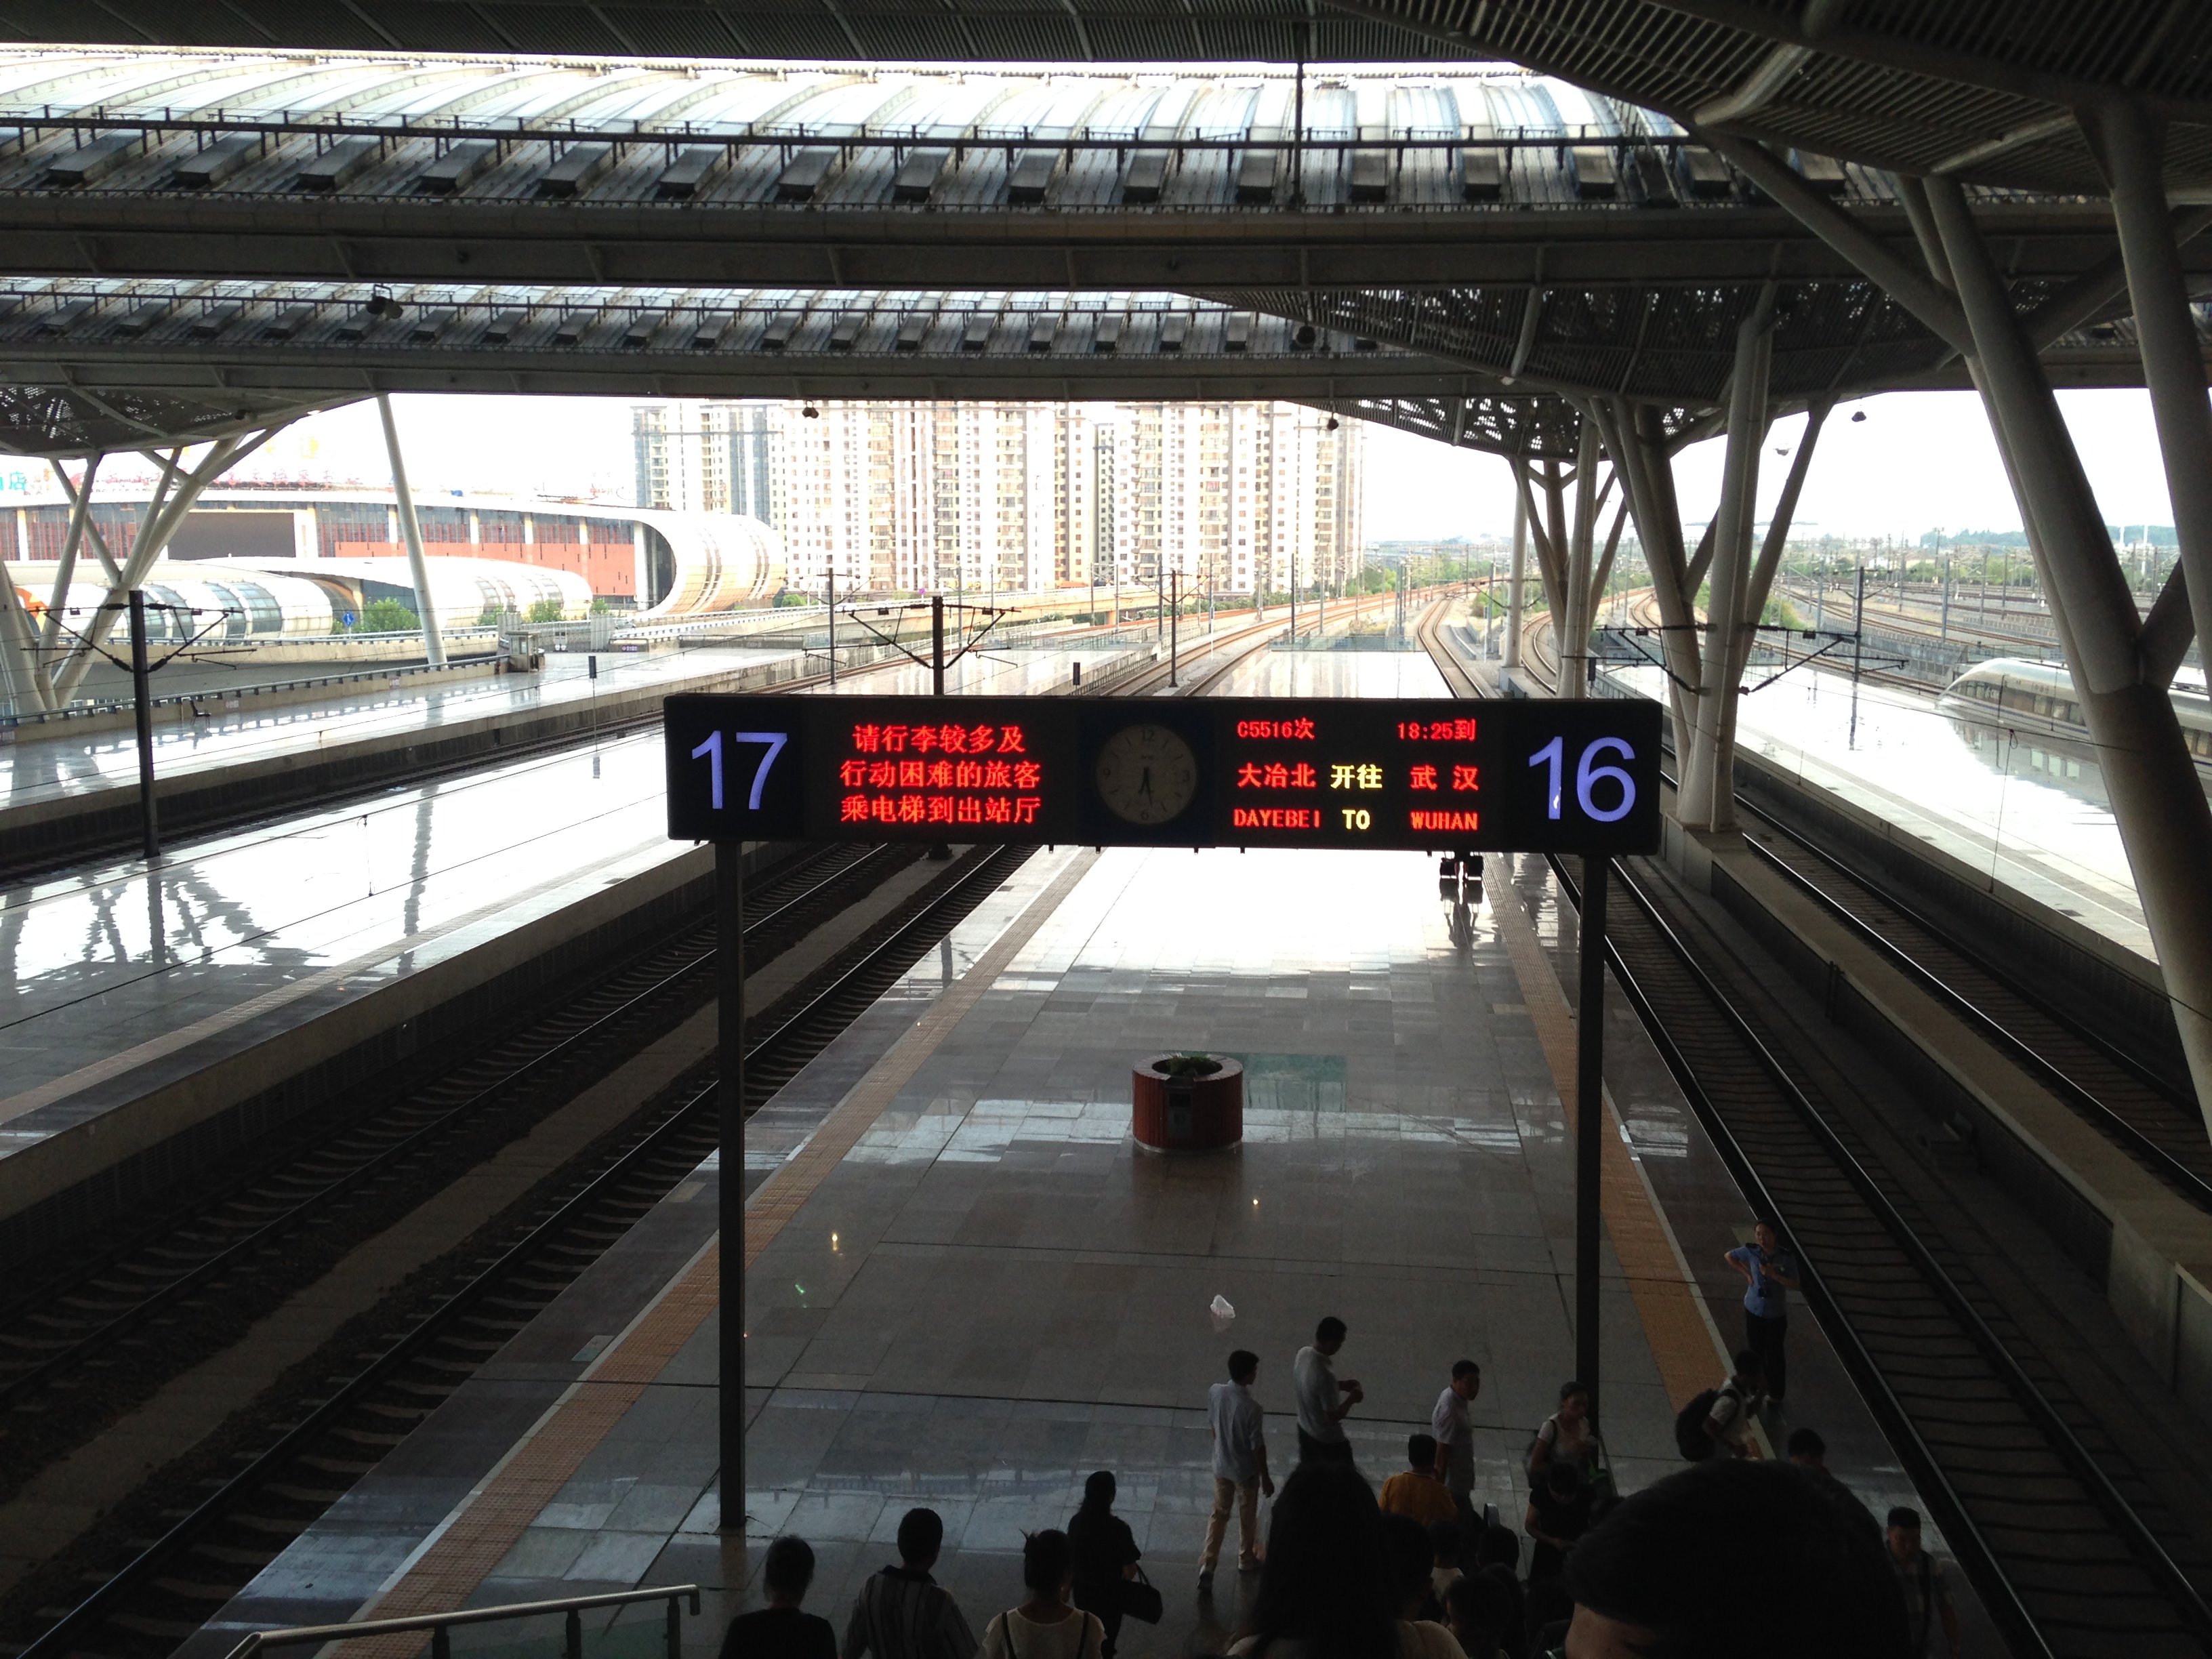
184;385;2181;546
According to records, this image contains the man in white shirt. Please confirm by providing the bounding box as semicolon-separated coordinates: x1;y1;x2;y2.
1200;1349;1273;1586
1292;1316;1363;1466
1429;1359;1481;1513
1702;1349;1766;1459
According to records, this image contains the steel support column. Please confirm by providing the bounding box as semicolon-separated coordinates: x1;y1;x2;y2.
1503;483;1527;674
1561;421;1599;698
1574;855;1609;1430
377;393;448;669
716;842;745;1528
1929;176;2212;1131
1680;293;1774;832
2085;100;2212;678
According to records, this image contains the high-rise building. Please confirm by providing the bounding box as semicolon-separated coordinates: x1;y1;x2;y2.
632;403;775;522
632;398;1361;600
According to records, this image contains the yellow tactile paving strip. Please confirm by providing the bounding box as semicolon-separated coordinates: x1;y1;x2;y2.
340;849;1100;1652
1490;865;1733;1414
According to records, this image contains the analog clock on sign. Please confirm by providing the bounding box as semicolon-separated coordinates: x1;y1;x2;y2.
1094;722;1198;825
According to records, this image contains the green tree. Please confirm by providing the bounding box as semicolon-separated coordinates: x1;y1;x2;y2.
359;597;419;632
527;596;567;623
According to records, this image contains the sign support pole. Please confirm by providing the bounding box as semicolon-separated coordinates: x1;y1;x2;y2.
128;591;159;863
931;594;945;696
1575;853;1608;1430
1170;571;1180;687
717;841;745;1530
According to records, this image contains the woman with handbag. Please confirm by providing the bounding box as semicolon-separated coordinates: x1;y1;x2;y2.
981;1532;1106;1659
1068;1470;1152;1656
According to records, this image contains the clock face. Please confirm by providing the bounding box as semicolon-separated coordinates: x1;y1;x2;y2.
1094;722;1199;825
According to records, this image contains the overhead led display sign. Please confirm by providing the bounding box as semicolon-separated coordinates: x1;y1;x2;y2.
665;695;1661;854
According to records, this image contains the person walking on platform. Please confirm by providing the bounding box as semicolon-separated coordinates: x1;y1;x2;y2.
1724;1218;1799;1403
979;1530;1107;1659
843;1508;979;1659
1380;1435;1459;1530
1429;1360;1481;1515
1787;1427;1882;1542
722;1536;836;1659
1292;1317;1363;1466
1067;1471;1142;1658
1525;1381;1599;1485
1201;1349;1273;1587
1887;1508;1963;1659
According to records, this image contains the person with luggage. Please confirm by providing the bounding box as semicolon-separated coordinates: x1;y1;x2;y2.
1067;1471;1145;1658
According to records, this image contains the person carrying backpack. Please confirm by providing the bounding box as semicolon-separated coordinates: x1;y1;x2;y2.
1673;1351;1764;1462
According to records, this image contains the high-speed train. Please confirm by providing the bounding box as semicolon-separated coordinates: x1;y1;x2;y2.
1936;658;2212;800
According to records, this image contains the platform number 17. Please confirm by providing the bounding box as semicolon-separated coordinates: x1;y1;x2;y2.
691;729;790;811
1528;734;1637;823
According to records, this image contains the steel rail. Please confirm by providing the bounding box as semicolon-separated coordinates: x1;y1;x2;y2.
1552;851;2212;1652
0;843;890;1405
18;840;1022;1659
1728;792;2192;1110
1734;829;2212;1210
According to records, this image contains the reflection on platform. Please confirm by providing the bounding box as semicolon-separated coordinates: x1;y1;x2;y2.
1616;663;2152;958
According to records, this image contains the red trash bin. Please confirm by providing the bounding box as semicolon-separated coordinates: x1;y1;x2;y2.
1132;1054;1244;1151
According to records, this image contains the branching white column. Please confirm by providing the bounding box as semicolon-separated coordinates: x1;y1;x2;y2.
378;393;448;668
1678;292;1775;831
1928;173;2212;1132
2084;99;2212;676
1601;398;1700;760
1503;481;1526;672
47;428;289;705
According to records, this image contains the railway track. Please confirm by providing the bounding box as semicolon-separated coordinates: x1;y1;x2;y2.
8;840;1032;1659
1413;609;2212;1654
0;840;907;1493
1426;603;2211;1206
0;602;1328;1656
0;610;1172;888
1556;853;2212;1659
1734;808;2212;1207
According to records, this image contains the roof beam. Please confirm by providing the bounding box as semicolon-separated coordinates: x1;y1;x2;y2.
1697;131;1973;353
1693;43;1812;128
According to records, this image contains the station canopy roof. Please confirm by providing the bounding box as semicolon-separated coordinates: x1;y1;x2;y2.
1;1;2204;203
0;52;2181;414
1324;0;2212;197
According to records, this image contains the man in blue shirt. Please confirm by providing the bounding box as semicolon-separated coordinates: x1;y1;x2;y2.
1723;1218;1799;1402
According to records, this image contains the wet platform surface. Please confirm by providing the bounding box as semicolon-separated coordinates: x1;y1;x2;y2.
0;649;792;821
0;644;1112;1181
184;716;1989;1659
1618;661;2160;960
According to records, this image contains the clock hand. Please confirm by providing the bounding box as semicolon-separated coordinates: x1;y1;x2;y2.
1139;764;1154;798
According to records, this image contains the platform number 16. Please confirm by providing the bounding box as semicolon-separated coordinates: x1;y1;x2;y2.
690;729;790;811
1528;735;1637;823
